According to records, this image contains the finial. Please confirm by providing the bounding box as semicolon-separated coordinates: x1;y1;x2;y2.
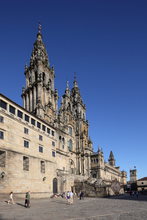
66;81;69;89
38;22;42;33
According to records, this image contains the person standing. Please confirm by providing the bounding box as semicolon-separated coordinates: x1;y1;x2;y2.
8;192;15;204
25;191;30;208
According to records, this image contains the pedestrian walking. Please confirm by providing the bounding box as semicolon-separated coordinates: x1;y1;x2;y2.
66;191;70;204
79;191;84;200
25;191;30;208
69;191;74;204
8;192;15;204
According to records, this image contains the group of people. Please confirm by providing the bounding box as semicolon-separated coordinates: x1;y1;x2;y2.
7;191;31;208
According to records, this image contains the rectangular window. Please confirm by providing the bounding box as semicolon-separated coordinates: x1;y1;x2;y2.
47;128;50;134
0;100;7;110
17;110;23;119
9;105;15;115
0;131;4;139
39;146;43;153
0;116;4;123
42;125;46;132
52;130;54;136
24;127;29;134
0;151;6;167
39;135;43;141
52;141;55;147
23;156;29;171
31;118;35;126
52;151;56;157
40;161;45;173
25;114;29;122
24;140;29;148
37;122;41;129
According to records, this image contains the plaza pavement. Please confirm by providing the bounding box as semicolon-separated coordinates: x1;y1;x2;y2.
0;194;147;220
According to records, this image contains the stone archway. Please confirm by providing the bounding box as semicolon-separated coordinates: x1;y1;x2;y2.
53;178;58;194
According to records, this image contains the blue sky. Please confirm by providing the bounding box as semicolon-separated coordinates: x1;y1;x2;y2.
0;0;147;179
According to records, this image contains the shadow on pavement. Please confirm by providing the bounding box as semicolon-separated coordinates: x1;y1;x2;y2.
106;194;147;202
16;202;26;207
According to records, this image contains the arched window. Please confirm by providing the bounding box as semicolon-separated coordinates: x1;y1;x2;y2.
69;126;72;136
68;139;73;151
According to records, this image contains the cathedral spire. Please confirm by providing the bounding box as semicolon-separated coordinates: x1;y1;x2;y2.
30;24;50;67
108;151;115;166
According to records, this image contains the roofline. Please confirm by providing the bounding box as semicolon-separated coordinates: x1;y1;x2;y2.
0;93;55;130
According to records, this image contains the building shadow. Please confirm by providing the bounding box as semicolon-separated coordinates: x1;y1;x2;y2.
106;193;147;202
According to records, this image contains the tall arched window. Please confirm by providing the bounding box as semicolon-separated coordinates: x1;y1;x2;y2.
69;126;72;136
68;139;73;151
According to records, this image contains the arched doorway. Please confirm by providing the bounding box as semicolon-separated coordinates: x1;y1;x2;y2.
53;178;58;194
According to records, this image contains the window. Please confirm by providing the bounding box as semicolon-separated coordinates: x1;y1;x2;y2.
40;161;45;173
0;131;4;139
31;118;35;126
47;128;50;134
39;135;43;141
39;146;43;153
42;125;46;132
62;145;64;149
9;105;15;115
17;110;23;119
52;130;54;136
23;156;29;171
24;140;29;148
69;127;72;136
0;100;7;110
52;151;56;157
24;127;29;134
25;114;29;122
0;151;6;167
59;136;61;140
52;141;55;147
37;122;41;129
0;116;4;123
68;139;73;151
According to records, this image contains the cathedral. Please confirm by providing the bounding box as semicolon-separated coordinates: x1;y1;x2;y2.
0;26;126;197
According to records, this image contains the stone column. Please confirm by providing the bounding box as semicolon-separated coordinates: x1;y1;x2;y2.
30;90;32;112
22;95;25;108
33;86;36;109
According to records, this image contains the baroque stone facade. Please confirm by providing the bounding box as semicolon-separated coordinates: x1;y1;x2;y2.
0;27;126;197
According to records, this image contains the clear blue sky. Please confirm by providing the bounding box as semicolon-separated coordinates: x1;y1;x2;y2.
0;0;147;180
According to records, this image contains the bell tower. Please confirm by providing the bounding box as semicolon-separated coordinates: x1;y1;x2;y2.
22;25;58;124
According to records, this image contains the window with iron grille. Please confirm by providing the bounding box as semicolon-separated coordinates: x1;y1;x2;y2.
24;140;29;148
0;131;4;139
40;161;45;173
52;151;56;157
24;127;29;134
39;146;43;153
0;116;4;123
23;156;29;171
0;151;6;167
39;135;43;141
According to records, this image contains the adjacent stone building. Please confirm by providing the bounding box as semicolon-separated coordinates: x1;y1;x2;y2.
0;27;126;197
